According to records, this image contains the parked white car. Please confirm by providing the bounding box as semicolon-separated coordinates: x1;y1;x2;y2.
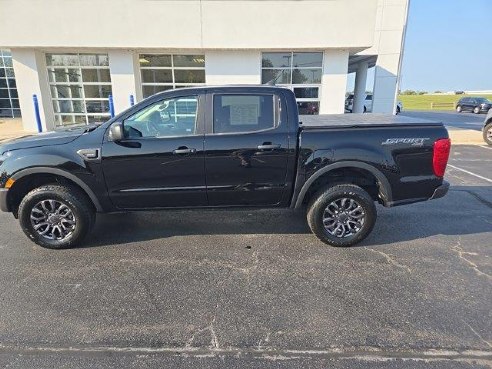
345;93;372;113
345;93;403;114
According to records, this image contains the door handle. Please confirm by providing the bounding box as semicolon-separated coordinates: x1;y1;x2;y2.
173;147;196;154
257;143;281;150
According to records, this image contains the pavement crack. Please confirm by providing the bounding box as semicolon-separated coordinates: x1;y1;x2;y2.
218;250;260;274
364;247;411;272
257;331;271;350
186;303;220;350
136;276;160;313
238;250;260;274
450;189;492;209
452;237;492;280
1;343;491;362
463;320;492;349
193;250;261;276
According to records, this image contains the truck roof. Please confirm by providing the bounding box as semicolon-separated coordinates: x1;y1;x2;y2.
150;85;290;95
301;114;443;128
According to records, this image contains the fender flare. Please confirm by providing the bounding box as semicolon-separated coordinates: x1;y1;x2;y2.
293;161;392;209
11;167;104;212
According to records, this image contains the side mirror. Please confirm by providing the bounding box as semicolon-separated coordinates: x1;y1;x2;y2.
108;122;124;142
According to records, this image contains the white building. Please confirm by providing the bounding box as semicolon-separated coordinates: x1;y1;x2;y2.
0;0;409;132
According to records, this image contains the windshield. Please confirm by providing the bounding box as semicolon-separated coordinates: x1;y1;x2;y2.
477;98;492;104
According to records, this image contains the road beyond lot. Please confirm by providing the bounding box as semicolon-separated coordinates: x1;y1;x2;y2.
0;146;491;368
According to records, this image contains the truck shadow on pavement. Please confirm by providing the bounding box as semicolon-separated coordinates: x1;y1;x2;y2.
81;186;492;248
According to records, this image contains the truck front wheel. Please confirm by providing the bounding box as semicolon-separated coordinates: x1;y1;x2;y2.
18;185;95;249
307;184;377;247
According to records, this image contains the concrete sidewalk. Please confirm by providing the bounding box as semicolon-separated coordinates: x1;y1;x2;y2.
448;128;485;145
0;118;36;142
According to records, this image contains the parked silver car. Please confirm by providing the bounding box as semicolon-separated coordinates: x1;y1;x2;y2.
483;108;492;145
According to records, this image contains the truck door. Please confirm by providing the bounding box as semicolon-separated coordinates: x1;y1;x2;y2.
101;93;207;209
204;92;291;206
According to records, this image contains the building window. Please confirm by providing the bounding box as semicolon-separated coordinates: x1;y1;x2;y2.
261;52;323;115
0;49;20;118
46;53;112;126
139;54;205;98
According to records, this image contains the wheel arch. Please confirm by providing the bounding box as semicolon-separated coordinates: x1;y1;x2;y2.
8;168;103;214
293;161;392;209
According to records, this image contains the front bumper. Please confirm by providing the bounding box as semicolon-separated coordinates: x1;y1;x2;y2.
0;188;9;212
429;180;450;200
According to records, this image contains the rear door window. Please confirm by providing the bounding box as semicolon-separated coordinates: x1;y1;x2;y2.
213;94;277;134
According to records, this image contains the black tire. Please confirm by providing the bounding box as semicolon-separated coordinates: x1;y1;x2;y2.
456;105;462;113
307;184;377;247
18;185;95;249
484;122;492;146
473;106;481;114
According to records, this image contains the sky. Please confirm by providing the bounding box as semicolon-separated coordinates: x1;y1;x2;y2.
400;0;492;92
347;0;492;93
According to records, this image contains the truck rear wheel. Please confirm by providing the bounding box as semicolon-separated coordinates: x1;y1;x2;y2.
307;184;377;247
18;184;95;249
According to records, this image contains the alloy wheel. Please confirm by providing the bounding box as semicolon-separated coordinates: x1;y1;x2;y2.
322;197;365;238
30;200;76;240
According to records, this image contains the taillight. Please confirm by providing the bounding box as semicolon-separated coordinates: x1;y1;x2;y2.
433;138;451;177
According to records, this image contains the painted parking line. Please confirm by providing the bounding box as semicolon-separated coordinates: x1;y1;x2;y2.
450;159;492;162
447;164;492;183
480;145;492;150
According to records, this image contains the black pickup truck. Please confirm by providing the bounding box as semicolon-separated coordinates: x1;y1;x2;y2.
0;86;451;249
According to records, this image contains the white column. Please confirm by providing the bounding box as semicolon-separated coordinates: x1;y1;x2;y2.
204;51;261;85
353;62;368;113
371;56;399;113
371;0;410;113
319;50;349;114
108;50;140;114
11;49;55;132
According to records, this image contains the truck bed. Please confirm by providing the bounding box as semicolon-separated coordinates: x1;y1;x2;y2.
300;113;442;129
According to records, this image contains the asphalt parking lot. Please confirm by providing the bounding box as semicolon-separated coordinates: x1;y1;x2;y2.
401;110;485;131
0;145;491;368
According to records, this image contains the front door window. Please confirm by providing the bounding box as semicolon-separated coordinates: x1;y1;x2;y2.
123;96;198;138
